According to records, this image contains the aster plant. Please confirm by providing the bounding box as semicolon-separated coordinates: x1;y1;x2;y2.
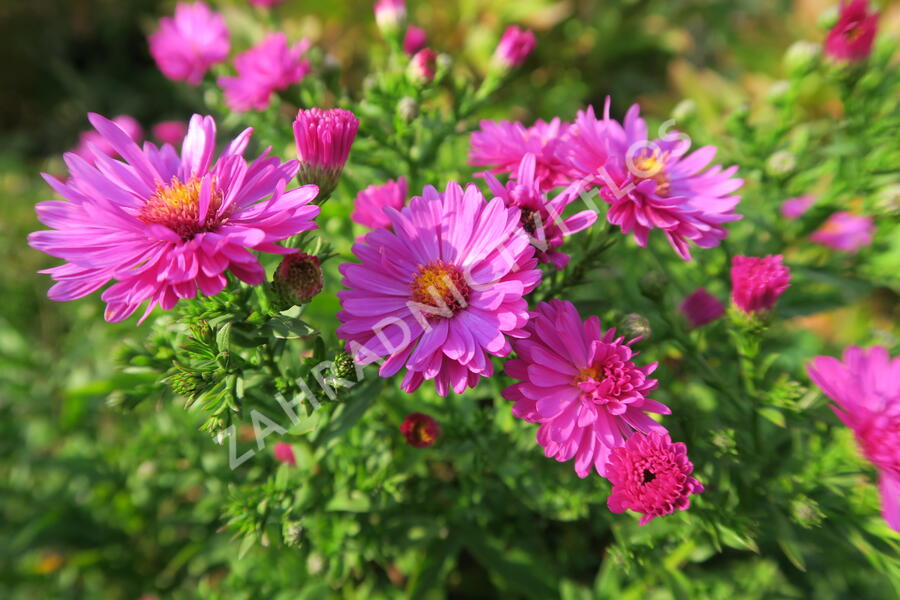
20;0;900;597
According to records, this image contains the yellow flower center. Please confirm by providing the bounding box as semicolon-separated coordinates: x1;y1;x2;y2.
138;176;228;240
633;151;671;197
409;260;470;317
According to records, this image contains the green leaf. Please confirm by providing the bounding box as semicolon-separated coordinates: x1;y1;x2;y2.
758;407;786;428
265;315;315;339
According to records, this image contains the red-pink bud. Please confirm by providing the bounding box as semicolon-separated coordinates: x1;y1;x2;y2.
274;442;296;466
408;48;438;83
824;0;878;62
679;287;725;328
493;25;536;69
730;255;791;315
403;25;427;56
273;252;324;306
401;413;441;448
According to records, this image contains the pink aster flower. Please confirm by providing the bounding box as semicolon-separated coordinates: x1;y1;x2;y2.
503;299;669;477
470;118;571;191
807;346;900;531
730;254;791;315
293;108;360;201
351;177;408;232
679;287;725;328
73;115;143;165
219;33;311;113
564;99;743;260
273;442;296;466
780;195;816;219
408;48;438;84
337;181;541;396
148;1;230;86
606;432;704;525
493;25;536;69
152;120;188;147
401;413;441;448
825;0;878;62
404;25;427;56
483;153;596;269
810;211;874;252
29;113;320;323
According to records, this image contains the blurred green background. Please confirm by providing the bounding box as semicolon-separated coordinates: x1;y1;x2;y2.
1;0;898;598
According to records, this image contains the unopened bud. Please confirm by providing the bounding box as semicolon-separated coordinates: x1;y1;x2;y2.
766;150;796;176
283;520;305;547
272;252;324;307
408;48;438;84
401;413;441;448
374;0;406;36
398;97;418;122
784;41;820;76
621;313;651;340
333;351;357;381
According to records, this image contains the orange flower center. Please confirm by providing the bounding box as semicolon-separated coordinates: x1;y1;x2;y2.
409;260;470;317
633;151;671;196
138;176;228;240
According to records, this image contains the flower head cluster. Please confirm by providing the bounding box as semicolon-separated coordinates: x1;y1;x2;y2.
493;25;537;69
293;108;360;201
679;287;725;328
810;211;874;252
606;432;705;525
30;113;319;322
401;413;441;448
503;299;669;477
149;1;229;86
564;99;743;260
219;33;311;113
352;177;408;232
470;118;572;191
73;115;143;165
483;153;595;269
808;346;900;531
825;0;878;62
730;254;791;315
338;181;540;396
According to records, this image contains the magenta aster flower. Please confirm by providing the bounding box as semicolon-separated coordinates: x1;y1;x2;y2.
470;118;571;191
606;432;704;525
408;48;438;84
679;287;725;328
30;113;319;323
483;153;596;269
338;181;540;396
730;255;791;315
73;115;143;165
810;211;874;252
780;195;816;219
493;25;537;69
293;108;360;201
219;33;311;113
404;25;427;56
273;442;296;466
808;346;900;531
401;413;441;448
148;1;230;86
152;120;187;147
825;0;878;62
503;299;669;477
351;177;408;232
564;99;743;260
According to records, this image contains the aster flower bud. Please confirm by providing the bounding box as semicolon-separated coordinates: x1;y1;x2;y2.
282;519;304;547
272;252;324;307
273;441;296;466
679;287;725;329
638;270;669;301
293;108;360;202
403;25;427;56
730;254;791;315
401;413;441;448
766;150;796;176
333;351;358;382
493;25;536;70
621;313;651;340
374;0;406;37
784;40;820;75
408;48;438;84
397;97;418;122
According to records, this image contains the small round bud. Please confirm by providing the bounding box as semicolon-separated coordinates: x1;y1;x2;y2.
620;313;651;340
766;150;796;176
397;97;418;122
638;270;668;301
283;520;304;547
408;48;438;84
817;6;839;31
333;351;357;381
374;0;406;36
784;40;820;75
272;252;324;307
